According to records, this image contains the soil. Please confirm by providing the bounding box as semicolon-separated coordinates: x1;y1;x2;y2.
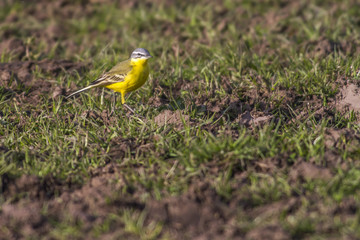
154;109;191;129
0;60;85;104
337;83;360;112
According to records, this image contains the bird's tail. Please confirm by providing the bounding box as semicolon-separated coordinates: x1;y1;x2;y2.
66;85;95;99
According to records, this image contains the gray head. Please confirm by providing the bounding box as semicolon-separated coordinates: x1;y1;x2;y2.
130;48;152;59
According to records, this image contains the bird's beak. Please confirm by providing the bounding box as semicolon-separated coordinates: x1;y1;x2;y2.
147;55;153;59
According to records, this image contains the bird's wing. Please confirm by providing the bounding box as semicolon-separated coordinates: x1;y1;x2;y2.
89;59;132;87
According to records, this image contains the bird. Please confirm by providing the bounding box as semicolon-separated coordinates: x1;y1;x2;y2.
66;48;152;113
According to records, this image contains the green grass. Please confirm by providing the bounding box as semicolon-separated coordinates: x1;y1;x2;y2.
1;0;360;239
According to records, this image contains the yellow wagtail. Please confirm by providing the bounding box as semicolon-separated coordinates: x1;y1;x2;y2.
66;48;152;113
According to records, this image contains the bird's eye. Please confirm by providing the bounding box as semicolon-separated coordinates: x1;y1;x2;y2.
132;52;146;58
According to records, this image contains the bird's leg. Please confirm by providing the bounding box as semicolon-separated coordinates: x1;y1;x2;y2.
113;93;117;114
123;103;136;114
121;93;136;114
123;103;145;123
109;93;117;116
121;93;144;121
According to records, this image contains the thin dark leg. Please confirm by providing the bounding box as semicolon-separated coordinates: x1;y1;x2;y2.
123;104;145;123
123;103;135;114
109;93;117;116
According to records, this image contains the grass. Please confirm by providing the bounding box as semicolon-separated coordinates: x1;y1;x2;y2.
1;0;360;239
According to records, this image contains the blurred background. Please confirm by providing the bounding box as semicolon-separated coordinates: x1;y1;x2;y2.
2;0;359;62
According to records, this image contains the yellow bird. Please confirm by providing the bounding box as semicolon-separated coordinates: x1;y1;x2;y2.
66;48;152;113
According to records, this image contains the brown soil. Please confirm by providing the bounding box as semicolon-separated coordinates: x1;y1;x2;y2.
0;60;85;103
154;109;191;129
288;161;333;182
245;224;290;240
337;83;360;112
0;154;352;239
0;38;26;60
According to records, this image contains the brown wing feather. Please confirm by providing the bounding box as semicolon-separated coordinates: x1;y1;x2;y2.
88;59;132;87
89;73;126;87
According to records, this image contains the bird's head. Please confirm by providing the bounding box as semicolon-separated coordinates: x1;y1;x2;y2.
130;48;152;61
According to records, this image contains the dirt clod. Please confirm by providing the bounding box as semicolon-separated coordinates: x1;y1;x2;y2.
337;83;360;112
0;38;26;60
154;110;190;128
289;161;333;182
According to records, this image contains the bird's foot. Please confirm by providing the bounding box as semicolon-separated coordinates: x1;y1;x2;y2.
123;104;145;123
123;103;136;114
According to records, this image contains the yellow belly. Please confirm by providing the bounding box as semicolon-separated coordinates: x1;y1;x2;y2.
105;60;149;95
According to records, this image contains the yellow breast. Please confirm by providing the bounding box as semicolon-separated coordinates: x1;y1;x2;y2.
124;58;150;92
105;58;149;94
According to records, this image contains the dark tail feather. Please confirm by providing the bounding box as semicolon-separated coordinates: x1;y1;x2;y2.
66;85;94;99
